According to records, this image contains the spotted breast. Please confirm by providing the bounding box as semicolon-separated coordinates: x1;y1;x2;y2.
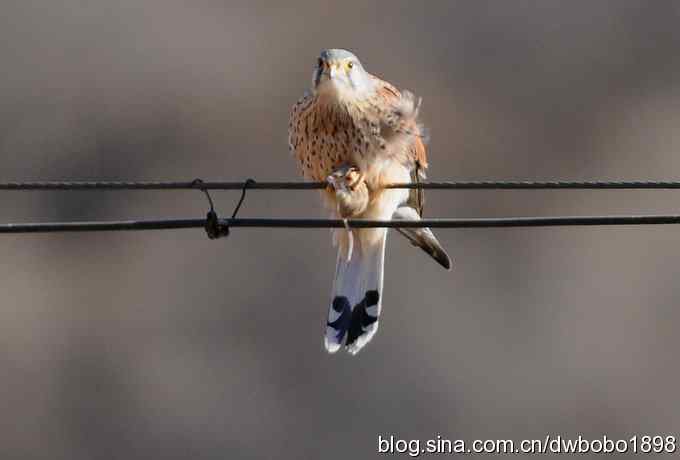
288;92;370;182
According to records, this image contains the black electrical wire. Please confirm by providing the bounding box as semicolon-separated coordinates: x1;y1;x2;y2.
2;215;680;234
3;178;680;234
2;180;680;190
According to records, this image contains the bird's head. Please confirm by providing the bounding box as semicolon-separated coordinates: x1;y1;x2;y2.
312;49;374;101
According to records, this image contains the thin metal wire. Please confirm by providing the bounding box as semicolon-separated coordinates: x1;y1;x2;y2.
2;215;680;233
2;179;680;233
3;180;680;190
230;179;255;218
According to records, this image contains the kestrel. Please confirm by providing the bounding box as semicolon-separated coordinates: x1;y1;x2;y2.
288;49;451;354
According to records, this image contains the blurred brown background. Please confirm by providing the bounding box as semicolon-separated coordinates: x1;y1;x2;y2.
1;1;680;459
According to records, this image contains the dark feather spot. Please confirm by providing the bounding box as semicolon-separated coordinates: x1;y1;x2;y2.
328;297;352;342
346;290;379;346
327;291;380;346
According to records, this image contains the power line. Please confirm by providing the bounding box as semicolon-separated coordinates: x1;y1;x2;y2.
3;178;680;234
2;179;680;191
2;215;680;234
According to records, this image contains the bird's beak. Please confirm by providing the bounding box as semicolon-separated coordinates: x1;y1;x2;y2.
328;62;341;80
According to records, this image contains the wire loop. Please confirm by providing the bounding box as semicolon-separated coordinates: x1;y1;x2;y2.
192;179;229;239
231;179;255;219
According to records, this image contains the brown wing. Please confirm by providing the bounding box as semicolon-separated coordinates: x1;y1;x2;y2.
288;92;317;180
368;75;428;171
369;75;428;214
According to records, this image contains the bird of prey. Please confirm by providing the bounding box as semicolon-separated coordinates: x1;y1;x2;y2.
288;49;451;354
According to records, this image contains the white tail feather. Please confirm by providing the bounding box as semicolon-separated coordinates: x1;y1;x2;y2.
325;228;387;354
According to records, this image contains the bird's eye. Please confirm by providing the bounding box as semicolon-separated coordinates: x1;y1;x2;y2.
347;61;354;69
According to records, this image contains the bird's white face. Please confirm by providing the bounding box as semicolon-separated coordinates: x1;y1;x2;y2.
312;49;374;101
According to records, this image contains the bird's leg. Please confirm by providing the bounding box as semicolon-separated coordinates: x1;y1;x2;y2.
327;168;351;261
342;215;354;261
332;201;354;262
